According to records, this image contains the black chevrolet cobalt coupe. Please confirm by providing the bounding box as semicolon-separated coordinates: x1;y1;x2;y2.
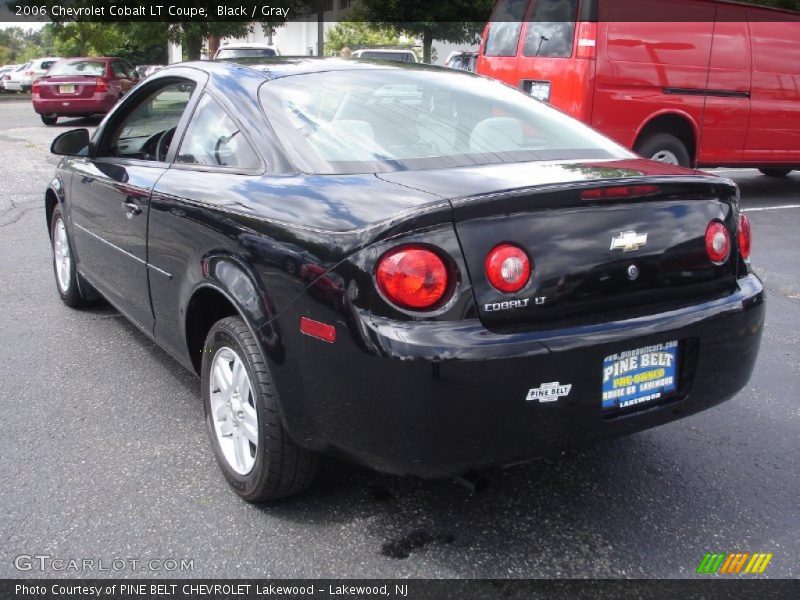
45;59;764;501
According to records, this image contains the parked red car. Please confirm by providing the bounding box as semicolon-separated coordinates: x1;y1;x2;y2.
32;57;139;125
478;0;800;176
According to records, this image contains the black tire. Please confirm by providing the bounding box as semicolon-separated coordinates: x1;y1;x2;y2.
50;205;97;308
758;168;792;178
201;316;318;502
40;114;57;126
634;132;691;167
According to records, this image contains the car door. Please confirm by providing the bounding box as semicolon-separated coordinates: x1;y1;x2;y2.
69;70;206;330
147;92;264;359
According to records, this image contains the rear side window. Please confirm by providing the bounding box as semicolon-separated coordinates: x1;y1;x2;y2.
522;0;579;58
47;61;107;77
177;94;260;170
484;0;530;56
40;60;58;70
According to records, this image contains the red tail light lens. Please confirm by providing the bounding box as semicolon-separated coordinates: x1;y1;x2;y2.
576;22;598;59
581;185;660;200
738;214;751;260
95;77;108;93
485;244;531;293
705;221;731;264
31;81;40;94
24;70;34;76
376;245;449;310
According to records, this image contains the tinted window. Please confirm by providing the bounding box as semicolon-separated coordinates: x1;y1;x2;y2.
106;81;195;160
522;0;579;58
484;0;529;56
177;94;260;170
40;60;58;70
216;48;277;60
261;69;628;175
357;51;414;62
49;60;106;77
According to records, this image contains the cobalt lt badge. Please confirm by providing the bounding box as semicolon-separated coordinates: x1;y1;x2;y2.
611;230;648;252
526;382;572;403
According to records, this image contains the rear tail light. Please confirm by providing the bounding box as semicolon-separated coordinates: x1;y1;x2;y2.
376;245;449;310
95;77;108;93
24;70;34;76
705;221;731;264
31;81;40;94
581;185;660;200
576;22;598;59
485;244;531;293
738;213;751;260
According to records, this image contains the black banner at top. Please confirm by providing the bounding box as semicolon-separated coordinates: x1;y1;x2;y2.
2;0;800;23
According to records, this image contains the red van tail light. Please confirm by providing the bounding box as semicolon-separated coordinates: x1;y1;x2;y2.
576;22;598;59
705;221;731;264
95;78;108;93
738;214;752;260
581;185;660;200
376;245;449;310
485;244;531;293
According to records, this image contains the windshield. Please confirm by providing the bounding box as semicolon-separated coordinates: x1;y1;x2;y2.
48;60;106;77
260;69;630;175
216;48;277;60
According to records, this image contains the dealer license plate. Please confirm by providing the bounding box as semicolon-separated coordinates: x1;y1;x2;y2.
59;85;75;94
602;341;678;410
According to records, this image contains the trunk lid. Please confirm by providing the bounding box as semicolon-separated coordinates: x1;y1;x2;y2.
378;160;741;330
37;74;100;99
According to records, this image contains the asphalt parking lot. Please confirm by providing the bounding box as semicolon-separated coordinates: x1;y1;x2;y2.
0;98;798;579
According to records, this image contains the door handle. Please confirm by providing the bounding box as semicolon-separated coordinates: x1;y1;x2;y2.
123;200;142;217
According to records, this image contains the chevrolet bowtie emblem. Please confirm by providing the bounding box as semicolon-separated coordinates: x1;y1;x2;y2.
610;230;648;252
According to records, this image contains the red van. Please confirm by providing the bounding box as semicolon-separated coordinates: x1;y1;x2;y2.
478;0;800;176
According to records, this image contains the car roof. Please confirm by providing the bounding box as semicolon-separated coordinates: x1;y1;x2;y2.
218;42;278;49
182;57;431;80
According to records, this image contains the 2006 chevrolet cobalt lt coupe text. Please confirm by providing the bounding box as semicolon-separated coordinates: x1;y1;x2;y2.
45;59;764;501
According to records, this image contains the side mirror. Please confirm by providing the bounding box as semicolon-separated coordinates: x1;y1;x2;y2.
51;129;90;157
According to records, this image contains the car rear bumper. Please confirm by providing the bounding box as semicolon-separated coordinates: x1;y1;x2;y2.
32;95;116;116
276;274;765;478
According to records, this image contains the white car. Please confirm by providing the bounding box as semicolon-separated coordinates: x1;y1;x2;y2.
351;48;418;63
4;57;62;92
0;64;21;91
214;43;280;61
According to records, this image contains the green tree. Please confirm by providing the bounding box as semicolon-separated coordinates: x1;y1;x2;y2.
356;0;496;63
325;22;402;55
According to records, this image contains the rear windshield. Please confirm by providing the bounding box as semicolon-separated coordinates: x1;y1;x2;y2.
260;69;629;175
48;60;106;77
522;0;580;57
216;48;277;60
357;51;414;62
484;0;530;56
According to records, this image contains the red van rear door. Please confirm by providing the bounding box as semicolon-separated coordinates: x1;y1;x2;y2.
477;0;530;87
514;0;596;122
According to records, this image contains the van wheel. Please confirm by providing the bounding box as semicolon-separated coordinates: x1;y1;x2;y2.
758;168;792;178
635;133;691;167
40;114;58;126
202;316;318;502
